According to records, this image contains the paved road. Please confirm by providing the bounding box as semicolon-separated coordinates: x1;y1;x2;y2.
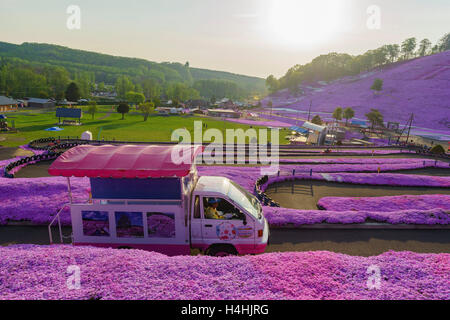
1;226;448;257
267;229;450;257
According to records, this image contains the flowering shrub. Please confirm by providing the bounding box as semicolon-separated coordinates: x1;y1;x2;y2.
260;173;450;192
0;177;88;225
318;195;450;212
264;207;450;226
0;245;448;300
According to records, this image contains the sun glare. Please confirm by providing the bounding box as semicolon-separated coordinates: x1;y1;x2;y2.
268;0;343;47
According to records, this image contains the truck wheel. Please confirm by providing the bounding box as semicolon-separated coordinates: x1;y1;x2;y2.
206;245;237;257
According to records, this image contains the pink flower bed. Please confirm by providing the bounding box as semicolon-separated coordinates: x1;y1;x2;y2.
279;158;448;165
275;162;449;174
0;177;89;225
260;173;450;191
264;207;450;226
318;195;450;212
0;245;448;300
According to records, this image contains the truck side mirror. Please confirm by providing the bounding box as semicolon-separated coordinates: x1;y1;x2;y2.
242;214;247;225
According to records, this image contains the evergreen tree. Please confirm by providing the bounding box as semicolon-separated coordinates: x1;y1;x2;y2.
65;82;81;102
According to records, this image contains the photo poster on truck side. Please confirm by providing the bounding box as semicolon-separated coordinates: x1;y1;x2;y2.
81;211;110;237
147;212;176;238
115;211;144;238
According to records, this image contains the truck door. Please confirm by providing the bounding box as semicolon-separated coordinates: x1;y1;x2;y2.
190;195;204;247
201;197;255;247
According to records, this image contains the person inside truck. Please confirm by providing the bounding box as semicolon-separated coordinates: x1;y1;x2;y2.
205;198;225;219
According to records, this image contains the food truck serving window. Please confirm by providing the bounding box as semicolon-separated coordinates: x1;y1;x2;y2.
90;178;181;200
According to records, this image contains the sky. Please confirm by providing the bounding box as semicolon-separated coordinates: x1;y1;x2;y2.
0;0;449;78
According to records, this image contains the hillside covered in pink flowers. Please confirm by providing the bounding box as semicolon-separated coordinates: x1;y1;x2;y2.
263;51;450;136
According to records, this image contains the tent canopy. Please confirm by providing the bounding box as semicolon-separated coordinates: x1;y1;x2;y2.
290;126;309;134
48;144;203;178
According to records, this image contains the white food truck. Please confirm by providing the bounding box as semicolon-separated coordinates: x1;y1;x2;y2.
48;144;269;256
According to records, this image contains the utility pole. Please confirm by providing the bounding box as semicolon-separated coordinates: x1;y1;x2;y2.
405;113;414;145
307;100;312;122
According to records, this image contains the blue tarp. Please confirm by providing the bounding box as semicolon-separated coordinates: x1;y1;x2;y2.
351;120;367;127
45;126;64;131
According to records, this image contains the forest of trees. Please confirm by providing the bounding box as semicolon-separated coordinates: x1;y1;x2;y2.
0;41;266;101
266;32;450;94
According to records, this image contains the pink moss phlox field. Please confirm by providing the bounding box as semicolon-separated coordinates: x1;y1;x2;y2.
262;51;450;134
0;177;89;225
318;195;450;212
278;158;449;166
259;173;450;192
276;162;448;174
0;245;448;300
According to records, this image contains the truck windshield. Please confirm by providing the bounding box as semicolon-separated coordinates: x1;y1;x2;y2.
228;181;262;219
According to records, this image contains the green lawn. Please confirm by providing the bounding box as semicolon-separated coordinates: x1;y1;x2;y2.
0;107;289;147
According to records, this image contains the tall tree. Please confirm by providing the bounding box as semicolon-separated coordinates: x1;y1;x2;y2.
65;82;81;102
86;101;98;120
265;75;279;94
115;75;134;98
311;115;323;125
343;107;355;125
401;38;417;59
117;102;130;120
437;33;450;52
45;66;70;100
332;107;343;122
417;39;432;57
386;44;400;63
139;101;155;121
373;47;389;66
125;91;145;106
75;71;95;98
365;109;384;129
141;79;161;100
153;97;161;108
97;82;106;92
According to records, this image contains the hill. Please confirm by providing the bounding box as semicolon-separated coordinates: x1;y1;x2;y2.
263;51;450;135
0;41;265;97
